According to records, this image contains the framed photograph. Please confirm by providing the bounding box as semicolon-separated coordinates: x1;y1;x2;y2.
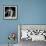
18;24;46;41
3;5;17;19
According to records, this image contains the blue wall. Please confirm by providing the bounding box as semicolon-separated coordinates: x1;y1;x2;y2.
0;0;46;44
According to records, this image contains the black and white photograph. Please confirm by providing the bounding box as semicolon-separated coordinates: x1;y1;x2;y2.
4;5;17;19
18;25;46;41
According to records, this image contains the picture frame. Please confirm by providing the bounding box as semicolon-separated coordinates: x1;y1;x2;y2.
18;24;46;41
3;5;17;19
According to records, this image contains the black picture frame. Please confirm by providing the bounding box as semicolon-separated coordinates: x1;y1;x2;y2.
3;5;17;19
